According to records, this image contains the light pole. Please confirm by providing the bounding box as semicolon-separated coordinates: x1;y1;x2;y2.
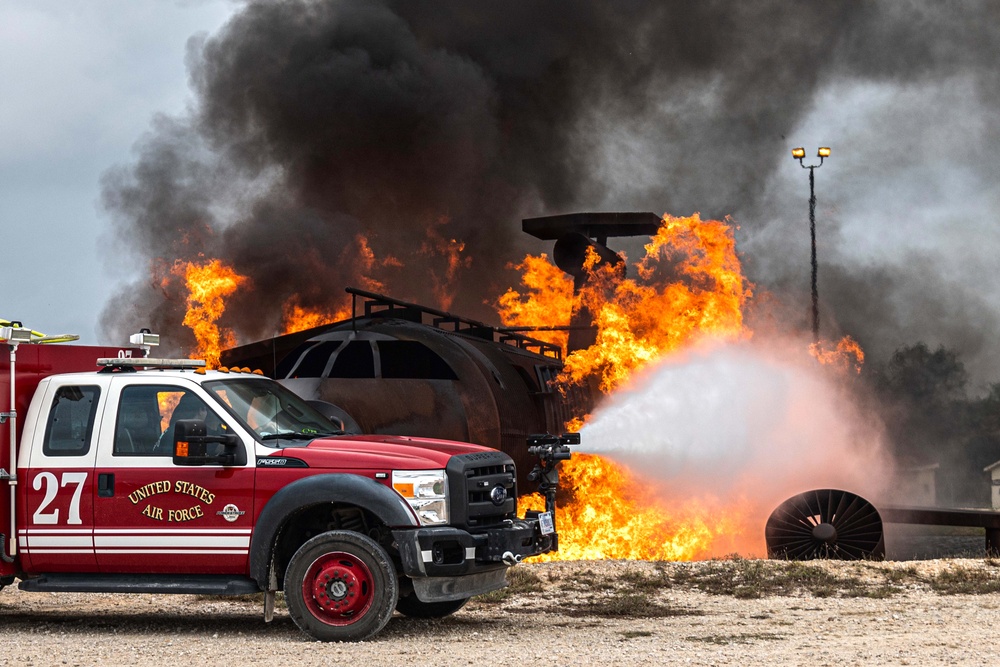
792;146;830;342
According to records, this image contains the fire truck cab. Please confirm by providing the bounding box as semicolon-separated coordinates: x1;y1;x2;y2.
0;325;567;642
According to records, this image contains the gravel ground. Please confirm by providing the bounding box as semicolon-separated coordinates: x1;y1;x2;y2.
3;552;1000;666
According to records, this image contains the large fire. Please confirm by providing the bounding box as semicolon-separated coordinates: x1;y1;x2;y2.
565;213;750;393
500;213;759;560
170;212;861;563
520;454;751;561
499;213;751;393
499;214;750;393
502;213;865;562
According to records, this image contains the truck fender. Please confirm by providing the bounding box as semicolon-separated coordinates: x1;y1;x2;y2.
248;473;418;587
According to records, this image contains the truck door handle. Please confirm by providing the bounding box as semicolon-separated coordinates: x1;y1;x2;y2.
98;473;115;498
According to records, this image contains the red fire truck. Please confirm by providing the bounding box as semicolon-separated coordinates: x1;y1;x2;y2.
0;324;571;641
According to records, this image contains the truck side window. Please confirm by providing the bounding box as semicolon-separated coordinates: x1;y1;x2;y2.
160;391;224;452
42;385;101;457
114;386;167;456
114;386;224;456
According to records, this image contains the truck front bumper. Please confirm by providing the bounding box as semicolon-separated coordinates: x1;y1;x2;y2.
392;518;554;602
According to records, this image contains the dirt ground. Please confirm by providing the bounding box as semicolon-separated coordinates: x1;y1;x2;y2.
3;555;1000;666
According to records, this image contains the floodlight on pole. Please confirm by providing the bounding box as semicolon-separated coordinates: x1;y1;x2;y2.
791;146;831;342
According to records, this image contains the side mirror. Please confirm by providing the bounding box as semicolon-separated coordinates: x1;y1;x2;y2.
172;419;242;466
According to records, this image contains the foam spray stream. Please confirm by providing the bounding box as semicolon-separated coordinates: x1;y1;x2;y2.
531;339;889;560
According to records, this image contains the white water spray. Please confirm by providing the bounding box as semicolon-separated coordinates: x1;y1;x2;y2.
575;339;890;551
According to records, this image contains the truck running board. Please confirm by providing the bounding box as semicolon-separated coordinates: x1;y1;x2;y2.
19;573;260;596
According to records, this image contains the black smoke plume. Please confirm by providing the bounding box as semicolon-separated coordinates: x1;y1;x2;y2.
101;0;1000;384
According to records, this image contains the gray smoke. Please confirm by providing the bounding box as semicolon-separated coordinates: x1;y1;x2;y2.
101;0;1000;387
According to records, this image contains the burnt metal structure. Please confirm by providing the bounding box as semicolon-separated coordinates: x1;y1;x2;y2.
523;212;661;353
767;488;1000;560
879;505;1000;555
221;288;593;492
223;213;669;491
522;211;662;244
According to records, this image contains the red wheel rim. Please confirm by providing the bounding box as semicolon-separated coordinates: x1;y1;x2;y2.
302;551;375;626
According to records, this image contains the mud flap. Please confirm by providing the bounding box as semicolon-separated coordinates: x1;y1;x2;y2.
411;567;508;602
264;559;277;623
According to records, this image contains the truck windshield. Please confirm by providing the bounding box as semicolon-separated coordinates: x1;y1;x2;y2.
202;378;342;446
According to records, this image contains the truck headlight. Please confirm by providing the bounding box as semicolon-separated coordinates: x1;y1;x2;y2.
392;469;449;526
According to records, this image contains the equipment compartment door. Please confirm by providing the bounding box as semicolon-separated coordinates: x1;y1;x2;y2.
92;379;255;574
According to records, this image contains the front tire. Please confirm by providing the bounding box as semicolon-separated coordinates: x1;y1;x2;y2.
395;594;469;618
284;530;398;642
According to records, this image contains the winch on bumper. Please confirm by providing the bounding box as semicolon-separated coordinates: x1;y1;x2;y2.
392;434;575;603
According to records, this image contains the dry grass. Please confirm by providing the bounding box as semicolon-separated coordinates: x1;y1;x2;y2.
470;555;1000;619
475;566;545;603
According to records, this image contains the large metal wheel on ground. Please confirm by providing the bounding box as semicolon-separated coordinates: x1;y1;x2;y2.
765;488;885;561
395;594;469;618
284;530;398;642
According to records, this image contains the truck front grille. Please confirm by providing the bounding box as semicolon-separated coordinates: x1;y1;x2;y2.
446;451;517;531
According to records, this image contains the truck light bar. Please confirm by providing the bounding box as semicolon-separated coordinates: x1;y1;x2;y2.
97;358;206;370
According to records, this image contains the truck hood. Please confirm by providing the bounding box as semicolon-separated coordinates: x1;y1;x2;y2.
265;434;496;470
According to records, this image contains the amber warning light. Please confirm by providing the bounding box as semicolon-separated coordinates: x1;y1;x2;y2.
393;482;414;497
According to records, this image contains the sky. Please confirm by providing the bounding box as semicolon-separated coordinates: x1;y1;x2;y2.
0;0;237;340
4;1;1000;390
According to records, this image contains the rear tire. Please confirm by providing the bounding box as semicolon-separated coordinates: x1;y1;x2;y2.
395;594;469;618
284;530;398;642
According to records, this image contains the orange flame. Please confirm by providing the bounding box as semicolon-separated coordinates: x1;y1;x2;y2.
563;213;751;393
420;217;472;311
502;213;761;560
355;234;402;294
277;234;402;334
810;335;865;374
174;258;246;367
281;298;354;334
520;454;750;561
497;254;574;351
499;214;750;394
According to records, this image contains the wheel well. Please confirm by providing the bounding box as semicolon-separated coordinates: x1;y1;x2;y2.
271;503;396;587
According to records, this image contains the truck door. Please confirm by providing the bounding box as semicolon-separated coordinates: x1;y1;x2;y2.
92;377;255;574
20;378;105;572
